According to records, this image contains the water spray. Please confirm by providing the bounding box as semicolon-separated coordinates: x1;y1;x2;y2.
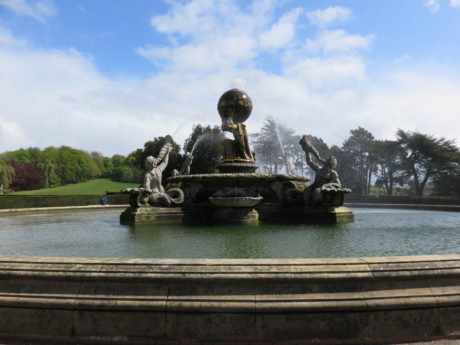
273;117;294;175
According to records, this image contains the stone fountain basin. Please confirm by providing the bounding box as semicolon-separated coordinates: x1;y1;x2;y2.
0;208;460;343
0;255;459;344
166;173;309;204
209;196;263;207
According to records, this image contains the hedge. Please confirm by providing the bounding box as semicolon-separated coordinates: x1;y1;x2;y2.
0;193;129;209
346;195;460;206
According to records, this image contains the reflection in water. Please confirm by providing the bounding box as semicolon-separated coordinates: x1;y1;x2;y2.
0;208;459;258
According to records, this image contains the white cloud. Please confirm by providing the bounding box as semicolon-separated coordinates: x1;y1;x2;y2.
0;25;24;46
144;0;274;73
0;119;30;149
357;72;460;143
424;0;440;12
306;6;352;27
283;55;368;89
0;41;171;155
0;0;57;22
139;36;256;72
392;55;411;65
1;1;460;159
259;8;302;50
306;30;374;55
232;78;248;89
450;0;460;8
150;0;271;38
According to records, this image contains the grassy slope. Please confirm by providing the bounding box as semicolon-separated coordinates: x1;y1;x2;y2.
12;179;139;195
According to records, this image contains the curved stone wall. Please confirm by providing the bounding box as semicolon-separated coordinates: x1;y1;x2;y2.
0;255;459;344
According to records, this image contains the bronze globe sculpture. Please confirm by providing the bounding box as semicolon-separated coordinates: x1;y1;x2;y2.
217;88;253;124
217;89;256;172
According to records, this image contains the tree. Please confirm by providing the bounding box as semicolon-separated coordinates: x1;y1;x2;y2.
252;117;283;173
1;146;104;187
432;168;460;197
0;160;15;191
341;127;375;194
1;148;33;162
102;157;114;177
112;165;142;183
82;151;102;178
54;146;98;184
111;154;126;168
137;135;181;179
252;116;299;174
91;151;105;172
38;147;61;186
183;124;225;174
397;130;460;196
9;161;45;191
373;140;406;195
37;160;60;187
109;151;143;183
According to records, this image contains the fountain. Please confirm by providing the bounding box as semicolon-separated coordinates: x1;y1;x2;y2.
1;89;459;344
120;88;353;225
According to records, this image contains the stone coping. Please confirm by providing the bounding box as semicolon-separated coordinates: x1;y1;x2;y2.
2;253;459;264
1;254;460;287
346;203;460;212
0;254;459;343
1;254;460;313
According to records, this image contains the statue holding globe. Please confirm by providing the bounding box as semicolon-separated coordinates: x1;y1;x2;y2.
217;89;257;172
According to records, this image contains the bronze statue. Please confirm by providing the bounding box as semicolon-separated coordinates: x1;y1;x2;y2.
217;89;255;163
221;116;254;161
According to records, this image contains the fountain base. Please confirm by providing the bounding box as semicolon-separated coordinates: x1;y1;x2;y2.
257;204;354;224
120;204;353;225
212;207;259;224
120;206;184;224
217;161;258;173
120;173;354;225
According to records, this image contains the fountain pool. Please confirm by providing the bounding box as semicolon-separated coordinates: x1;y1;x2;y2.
1;207;460;344
1;207;459;258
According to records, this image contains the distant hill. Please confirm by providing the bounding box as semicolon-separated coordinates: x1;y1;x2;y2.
11;179;139;195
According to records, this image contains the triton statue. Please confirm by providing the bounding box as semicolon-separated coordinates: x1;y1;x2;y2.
299;135;350;206
122;142;184;207
172;152;193;176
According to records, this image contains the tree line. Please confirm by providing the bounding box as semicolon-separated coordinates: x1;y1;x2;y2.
251;117;460;197
0;124;222;192
1;120;459;197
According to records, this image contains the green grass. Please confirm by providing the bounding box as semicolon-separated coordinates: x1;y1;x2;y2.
11;179;139;195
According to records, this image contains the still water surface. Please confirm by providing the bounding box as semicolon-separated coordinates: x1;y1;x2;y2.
0;208;458;258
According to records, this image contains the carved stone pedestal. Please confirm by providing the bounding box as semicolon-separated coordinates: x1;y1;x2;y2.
212;207;259;224
217;161;258;173
257;204;354;224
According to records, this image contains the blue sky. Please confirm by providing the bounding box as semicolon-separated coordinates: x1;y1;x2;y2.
1;0;460;156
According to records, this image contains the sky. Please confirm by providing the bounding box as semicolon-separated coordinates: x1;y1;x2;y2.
0;0;460;156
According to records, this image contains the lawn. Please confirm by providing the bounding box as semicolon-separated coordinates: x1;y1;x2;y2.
12;179;139;195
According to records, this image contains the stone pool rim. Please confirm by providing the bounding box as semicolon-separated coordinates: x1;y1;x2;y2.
1;205;459;343
0;254;459;343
